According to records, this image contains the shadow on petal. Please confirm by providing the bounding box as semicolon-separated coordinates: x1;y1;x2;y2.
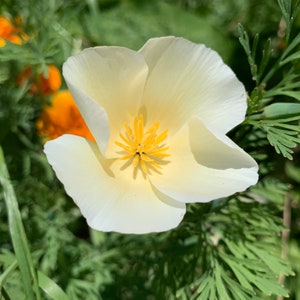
189;117;257;170
88;139;117;178
151;181;186;210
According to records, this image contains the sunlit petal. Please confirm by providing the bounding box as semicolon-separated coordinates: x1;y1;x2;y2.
64;81;110;155
63;47;148;155
44;135;185;234
150;118;258;203
139;36;246;135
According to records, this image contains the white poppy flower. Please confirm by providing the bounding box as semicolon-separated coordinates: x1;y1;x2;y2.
44;37;259;234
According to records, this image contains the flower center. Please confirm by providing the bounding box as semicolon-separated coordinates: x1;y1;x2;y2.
115;115;170;174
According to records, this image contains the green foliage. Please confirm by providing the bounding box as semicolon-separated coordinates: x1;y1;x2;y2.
249;116;300;160
277;0;300;41
1;0;300;299
174;180;292;299
238;7;300;160
0;147;41;300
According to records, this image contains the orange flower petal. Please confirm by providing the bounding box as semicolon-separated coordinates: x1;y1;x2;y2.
17;65;62;96
37;90;95;142
40;65;62;95
0;15;27;47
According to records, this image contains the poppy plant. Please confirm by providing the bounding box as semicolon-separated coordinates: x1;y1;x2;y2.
44;37;258;234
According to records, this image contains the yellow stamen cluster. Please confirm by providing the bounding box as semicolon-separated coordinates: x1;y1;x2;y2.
115;115;170;174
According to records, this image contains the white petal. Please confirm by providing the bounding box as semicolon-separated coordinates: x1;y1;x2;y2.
62;82;110;155
139;36;246;134
63;47;148;155
44;135;185;234
150;118;258;203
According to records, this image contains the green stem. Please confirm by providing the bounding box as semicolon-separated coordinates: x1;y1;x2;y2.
0;146;41;300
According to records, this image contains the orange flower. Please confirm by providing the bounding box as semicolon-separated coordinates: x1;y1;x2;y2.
0;15;28;47
37;90;95;142
17;65;62;96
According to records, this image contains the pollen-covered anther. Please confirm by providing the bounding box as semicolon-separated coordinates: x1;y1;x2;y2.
115;115;170;173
